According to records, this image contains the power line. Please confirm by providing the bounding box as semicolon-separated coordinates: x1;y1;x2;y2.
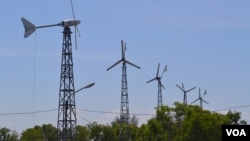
76;112;91;123
1;104;250;116
77;109;156;116
0;109;57;116
214;104;250;112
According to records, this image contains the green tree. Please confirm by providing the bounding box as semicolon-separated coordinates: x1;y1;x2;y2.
41;124;58;141
20;124;57;141
0;127;18;141
226;110;247;125
20;126;44;141
76;125;89;141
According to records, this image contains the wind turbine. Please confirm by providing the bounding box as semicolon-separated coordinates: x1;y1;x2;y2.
147;63;167;108
176;83;196;105
107;40;140;141
21;18;80;49
21;1;81;141
191;88;208;109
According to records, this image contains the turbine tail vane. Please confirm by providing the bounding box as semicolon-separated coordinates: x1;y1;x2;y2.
21;17;36;38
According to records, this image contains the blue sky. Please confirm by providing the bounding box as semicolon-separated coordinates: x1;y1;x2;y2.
1;0;250;134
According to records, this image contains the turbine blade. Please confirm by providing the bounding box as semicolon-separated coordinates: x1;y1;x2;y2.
176;84;185;92
121;40;125;59
202;99;209;104
163;65;167;72
199;88;201;98
204;90;207;95
159;81;165;89
147;78;157;83
70;0;80;49
75;27;77;50
107;60;122;71
186;87;196;93
161;65;167;78
125;60;140;69
156;63;160;77
191;98;199;104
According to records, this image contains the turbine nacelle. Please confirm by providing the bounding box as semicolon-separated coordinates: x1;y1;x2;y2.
61;19;81;27
21;17;81;38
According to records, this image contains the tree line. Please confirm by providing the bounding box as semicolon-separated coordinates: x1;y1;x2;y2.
0;102;247;141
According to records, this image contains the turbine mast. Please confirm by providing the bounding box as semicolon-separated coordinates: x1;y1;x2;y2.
57;26;76;141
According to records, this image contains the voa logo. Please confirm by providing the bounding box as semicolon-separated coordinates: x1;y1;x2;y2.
226;129;246;136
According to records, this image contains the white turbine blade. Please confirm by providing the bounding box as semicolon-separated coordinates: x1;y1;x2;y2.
70;0;80;49
125;60;140;69
21;17;36;38
75;27;77;50
186;87;196;93
163;65;167;72
70;0;76;20
176;84;185;92
75;24;81;37
147;78;157;83
107;60;122;71
191;98;199;104
161;65;167;78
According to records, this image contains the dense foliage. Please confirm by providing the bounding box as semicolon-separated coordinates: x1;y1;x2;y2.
1;102;247;141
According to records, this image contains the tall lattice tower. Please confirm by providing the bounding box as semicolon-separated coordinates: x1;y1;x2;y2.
107;40;140;141
57;27;77;141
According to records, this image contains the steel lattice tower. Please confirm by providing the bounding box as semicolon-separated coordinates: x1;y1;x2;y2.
107;40;140;141
157;82;163;107
57;27;76;141
120;61;130;141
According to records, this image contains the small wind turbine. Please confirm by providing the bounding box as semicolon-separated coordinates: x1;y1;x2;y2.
176;83;196;105
147;63;167;108
107;40;140;141
21;0;80;49
191;88;208;109
22;1;81;141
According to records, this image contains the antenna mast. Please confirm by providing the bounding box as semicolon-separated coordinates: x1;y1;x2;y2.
57;26;76;141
